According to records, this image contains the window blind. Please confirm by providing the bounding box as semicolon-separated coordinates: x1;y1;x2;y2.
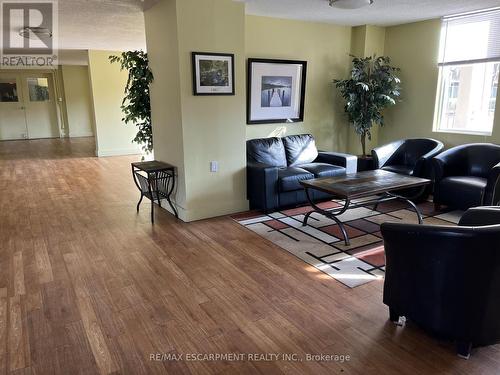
439;8;500;66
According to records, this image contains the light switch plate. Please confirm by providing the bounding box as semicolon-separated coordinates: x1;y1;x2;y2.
210;161;218;172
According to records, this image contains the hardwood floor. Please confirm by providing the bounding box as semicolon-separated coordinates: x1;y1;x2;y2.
0;137;499;374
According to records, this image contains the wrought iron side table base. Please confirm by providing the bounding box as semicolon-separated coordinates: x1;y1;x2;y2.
302;186;426;246
131;162;179;223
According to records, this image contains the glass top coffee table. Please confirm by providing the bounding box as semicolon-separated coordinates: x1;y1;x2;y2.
300;170;431;246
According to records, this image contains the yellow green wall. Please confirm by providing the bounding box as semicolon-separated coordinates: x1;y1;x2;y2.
144;0;187;212
245;16;352;152
381;19;500;147
347;25;386;155
145;0;247;221
145;3;500;222
61;65;94;138
88;50;140;157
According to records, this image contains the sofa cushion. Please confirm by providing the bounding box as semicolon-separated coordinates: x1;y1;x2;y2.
282;134;319;167
278;167;314;192
299;163;346;178
382;165;414;176
438;176;487;209
247;137;287;167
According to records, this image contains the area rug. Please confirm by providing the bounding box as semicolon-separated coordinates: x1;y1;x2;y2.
232;198;462;288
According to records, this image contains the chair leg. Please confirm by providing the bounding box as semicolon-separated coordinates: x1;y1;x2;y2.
456;342;472;359
151;201;155;224
389;308;404;326
136;195;144;212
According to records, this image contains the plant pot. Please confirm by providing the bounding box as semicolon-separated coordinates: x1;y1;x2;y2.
357;155;374;172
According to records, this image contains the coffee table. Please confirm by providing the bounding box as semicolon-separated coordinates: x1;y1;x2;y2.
300;170;431;246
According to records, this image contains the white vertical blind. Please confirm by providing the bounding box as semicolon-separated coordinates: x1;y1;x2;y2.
439;8;500;66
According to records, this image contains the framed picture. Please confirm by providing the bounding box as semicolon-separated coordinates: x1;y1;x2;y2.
191;52;235;95
247;58;307;124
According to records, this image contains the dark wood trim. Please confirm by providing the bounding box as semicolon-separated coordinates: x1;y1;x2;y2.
247;58;307;125
191;51;235;96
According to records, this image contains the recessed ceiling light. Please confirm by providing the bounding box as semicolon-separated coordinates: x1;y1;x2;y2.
329;0;374;9
19;27;52;40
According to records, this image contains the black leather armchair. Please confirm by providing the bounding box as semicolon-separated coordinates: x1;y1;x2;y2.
247;134;357;212
433;143;500;210
381;206;500;358
372;138;444;177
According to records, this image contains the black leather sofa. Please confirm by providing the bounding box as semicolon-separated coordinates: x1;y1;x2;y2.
381;206;500;359
372;138;444;177
247;134;357;212
433;143;500;210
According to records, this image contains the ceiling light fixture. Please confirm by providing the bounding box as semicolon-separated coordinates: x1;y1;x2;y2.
329;0;374;9
19;27;52;40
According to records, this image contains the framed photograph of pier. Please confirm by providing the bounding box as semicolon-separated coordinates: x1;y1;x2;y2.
192;52;235;95
247;58;307;124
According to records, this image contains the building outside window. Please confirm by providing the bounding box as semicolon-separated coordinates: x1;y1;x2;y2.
434;8;500;135
491;64;499;112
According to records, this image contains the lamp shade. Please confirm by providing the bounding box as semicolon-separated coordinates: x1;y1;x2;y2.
329;0;374;9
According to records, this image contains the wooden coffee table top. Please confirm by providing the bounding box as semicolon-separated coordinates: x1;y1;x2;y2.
300;170;431;199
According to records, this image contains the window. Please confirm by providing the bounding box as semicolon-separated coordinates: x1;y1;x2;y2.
0;78;19;102
435;8;500;135
491;64;499;112
27;77;50;102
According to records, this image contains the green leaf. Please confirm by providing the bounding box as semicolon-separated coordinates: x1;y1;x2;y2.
334;54;402;150
110;50;154;154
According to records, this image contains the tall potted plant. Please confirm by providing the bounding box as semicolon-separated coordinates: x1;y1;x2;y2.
110;50;154;154
335;55;401;157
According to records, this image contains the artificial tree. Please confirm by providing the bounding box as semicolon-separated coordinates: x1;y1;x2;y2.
109;50;154;154
335;55;401;157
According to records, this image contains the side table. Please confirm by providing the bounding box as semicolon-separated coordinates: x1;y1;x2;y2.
131;161;179;223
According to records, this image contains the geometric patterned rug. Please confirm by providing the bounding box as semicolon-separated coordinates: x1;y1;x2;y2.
232;197;463;288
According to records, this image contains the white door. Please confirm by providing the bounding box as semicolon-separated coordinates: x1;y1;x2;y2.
22;73;59;139
0;73;28;140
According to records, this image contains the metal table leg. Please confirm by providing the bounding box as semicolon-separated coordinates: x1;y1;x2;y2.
384;189;425;224
147;176;155;223
302;188;352;246
131;165;144;212
301;185;427;246
165;173;178;219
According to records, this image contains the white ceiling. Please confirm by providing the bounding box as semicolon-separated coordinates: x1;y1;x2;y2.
49;0;500;52
244;0;500;26
58;0;146;51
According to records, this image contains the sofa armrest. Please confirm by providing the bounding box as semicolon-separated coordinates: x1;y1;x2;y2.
247;162;279;212
372;140;404;169
459;206;500;226
432;147;467;183
413;142;445;178
316;152;357;174
485;162;500;206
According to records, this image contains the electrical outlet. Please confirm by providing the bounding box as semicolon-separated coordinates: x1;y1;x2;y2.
210;161;218;172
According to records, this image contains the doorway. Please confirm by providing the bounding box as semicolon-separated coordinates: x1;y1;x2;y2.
0;72;59;140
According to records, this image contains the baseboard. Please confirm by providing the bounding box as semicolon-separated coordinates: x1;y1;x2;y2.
157;198;249;222
69;132;94;138
97;148;141;157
